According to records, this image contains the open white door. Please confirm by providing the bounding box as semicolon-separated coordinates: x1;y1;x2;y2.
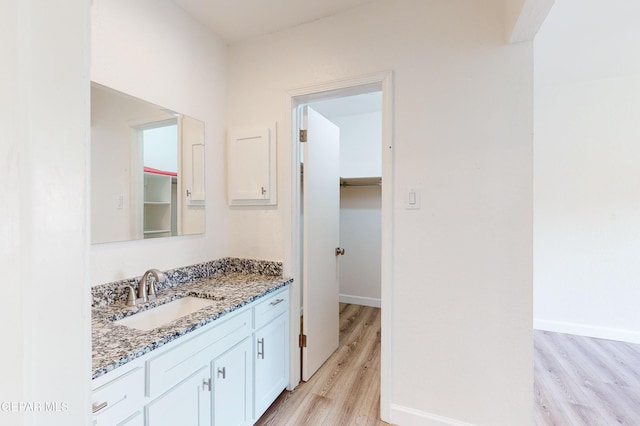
301;106;341;381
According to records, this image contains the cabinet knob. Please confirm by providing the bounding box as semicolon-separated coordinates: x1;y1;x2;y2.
335;247;345;256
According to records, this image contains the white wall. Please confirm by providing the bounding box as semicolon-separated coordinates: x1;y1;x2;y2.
333;111;382;306
534;0;640;343
340;186;382;306
227;1;533;424
90;0;228;284
0;0;91;424
334;112;382;178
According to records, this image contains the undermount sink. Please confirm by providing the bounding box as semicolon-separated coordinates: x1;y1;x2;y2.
114;296;218;331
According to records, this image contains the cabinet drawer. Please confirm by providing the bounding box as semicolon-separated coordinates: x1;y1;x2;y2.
147;309;251;398
254;289;288;329
92;366;144;425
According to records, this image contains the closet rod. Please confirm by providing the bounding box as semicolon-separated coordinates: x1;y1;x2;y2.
339;177;382;187
340;182;381;187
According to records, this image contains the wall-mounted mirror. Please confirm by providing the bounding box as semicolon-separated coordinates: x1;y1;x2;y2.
91;82;205;244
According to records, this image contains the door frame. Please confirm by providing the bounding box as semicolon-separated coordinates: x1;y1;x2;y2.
286;70;394;421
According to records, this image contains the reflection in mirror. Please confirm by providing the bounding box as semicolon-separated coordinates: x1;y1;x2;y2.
91;83;205;244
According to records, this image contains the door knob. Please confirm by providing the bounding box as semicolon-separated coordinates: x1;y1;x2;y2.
335;247;345;256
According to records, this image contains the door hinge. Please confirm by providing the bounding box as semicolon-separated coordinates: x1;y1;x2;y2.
299;129;308;142
299;334;307;348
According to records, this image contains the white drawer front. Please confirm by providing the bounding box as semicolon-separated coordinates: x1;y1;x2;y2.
146;309;251;398
92;366;144;425
254;288;289;329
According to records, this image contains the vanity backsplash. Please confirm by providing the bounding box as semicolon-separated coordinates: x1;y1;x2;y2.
91;257;283;308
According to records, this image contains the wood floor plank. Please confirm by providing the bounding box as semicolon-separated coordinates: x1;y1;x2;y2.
259;308;640;425
534;330;640;425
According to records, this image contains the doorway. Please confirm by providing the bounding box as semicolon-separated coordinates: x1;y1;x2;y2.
299;93;382;379
309;92;383;311
288;70;393;421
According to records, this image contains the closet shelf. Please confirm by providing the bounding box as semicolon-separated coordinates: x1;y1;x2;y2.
339;177;381;187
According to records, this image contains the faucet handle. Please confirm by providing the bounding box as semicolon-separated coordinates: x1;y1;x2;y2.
147;280;157;301
118;285;137;306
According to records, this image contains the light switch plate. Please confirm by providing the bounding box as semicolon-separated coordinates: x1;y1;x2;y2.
406;186;420;209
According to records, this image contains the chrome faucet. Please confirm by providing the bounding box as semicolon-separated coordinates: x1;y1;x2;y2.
137;269;165;303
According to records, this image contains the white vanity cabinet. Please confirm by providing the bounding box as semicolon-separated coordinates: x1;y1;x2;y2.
92;286;289;426
253;291;290;419
145;308;252;426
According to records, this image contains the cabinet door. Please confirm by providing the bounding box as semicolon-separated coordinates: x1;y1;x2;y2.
145;366;211;426
118;411;143;426
254;313;289;419
213;338;252;426
227;123;277;206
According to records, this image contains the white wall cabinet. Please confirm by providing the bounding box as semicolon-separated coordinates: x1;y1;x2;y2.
92;287;289;426
227;123;277;206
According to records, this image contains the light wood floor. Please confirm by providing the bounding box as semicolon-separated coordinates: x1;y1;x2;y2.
256;306;640;426
534;330;640;425
256;303;390;426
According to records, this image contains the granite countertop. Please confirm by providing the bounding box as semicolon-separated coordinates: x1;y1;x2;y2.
92;272;292;379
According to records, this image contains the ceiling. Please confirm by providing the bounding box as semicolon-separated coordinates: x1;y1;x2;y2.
171;1;381;117
309;92;382;120
173;0;376;43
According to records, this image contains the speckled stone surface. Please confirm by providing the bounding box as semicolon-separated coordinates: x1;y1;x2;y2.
91;257;283;308
91;258;291;379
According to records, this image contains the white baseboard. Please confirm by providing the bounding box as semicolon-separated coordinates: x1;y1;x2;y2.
339;293;381;308
390;404;477;426
534;318;640;344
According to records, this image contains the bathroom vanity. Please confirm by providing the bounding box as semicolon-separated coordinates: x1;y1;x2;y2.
91;258;291;426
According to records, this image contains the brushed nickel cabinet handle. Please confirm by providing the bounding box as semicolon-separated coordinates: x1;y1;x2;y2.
92;401;108;414
217;367;226;379
203;378;212;390
257;338;265;359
